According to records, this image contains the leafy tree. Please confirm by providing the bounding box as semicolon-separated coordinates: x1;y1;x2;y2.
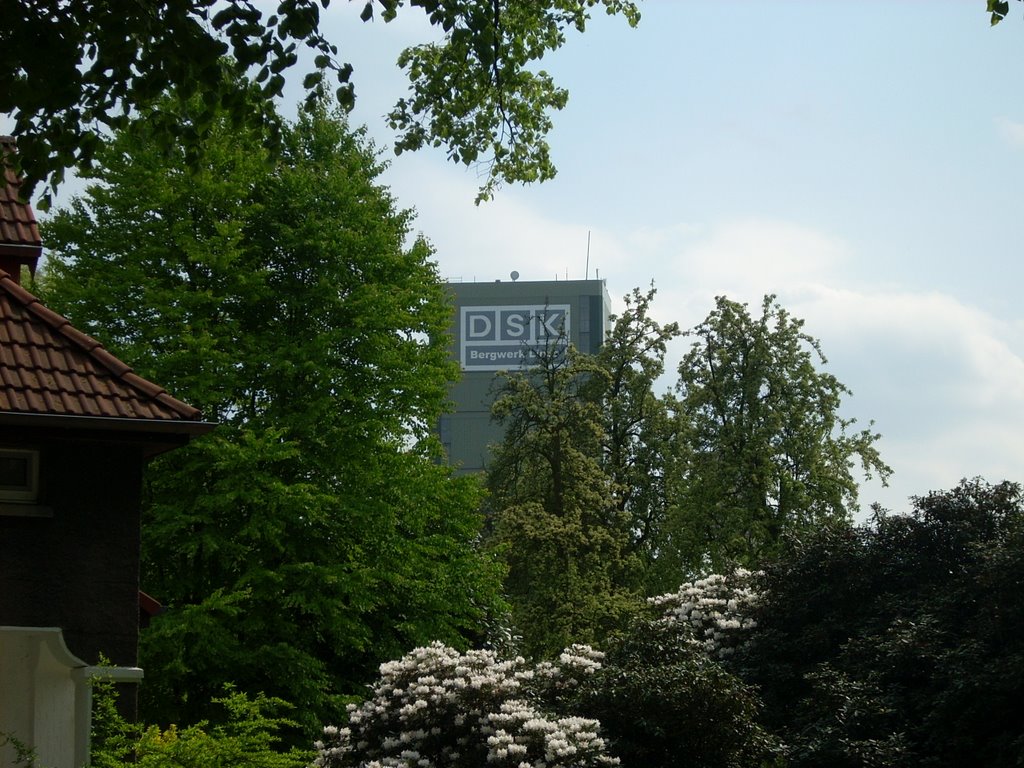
588;286;681;594
739;478;1024;768
39;94;504;738
487;336;640;657
2;0;639;205
487;290;887;608
666;295;891;573
485;286;687;652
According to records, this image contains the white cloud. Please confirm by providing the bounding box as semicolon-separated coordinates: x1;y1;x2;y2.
995;117;1024;149
792;286;1024;415
775;285;1024;515
644;218;852;325
387;155;624;285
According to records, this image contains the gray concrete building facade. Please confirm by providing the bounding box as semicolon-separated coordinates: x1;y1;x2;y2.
440;278;611;472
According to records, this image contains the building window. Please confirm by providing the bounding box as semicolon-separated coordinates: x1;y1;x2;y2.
0;448;40;504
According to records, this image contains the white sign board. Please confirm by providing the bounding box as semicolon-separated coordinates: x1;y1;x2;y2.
460;304;570;371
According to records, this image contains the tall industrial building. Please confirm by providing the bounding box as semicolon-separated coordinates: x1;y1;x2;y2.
440;277;612;472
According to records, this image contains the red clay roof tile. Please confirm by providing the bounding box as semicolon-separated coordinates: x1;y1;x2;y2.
1;268;204;423
0;136;42;263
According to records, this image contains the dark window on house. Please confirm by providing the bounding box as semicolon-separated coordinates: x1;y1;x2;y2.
0;448;40;503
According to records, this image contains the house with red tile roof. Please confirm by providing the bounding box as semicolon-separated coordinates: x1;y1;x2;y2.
1;136;213;768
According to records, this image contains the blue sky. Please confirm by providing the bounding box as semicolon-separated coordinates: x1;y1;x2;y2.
318;1;1024;517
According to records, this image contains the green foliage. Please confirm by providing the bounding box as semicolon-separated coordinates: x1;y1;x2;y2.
40;93;504;738
589;286;681;594
575;619;780;768
0;732;39;768
485;285;688;653
988;0;1018;25
739;478;1024;768
667;295;891;573
487;335;641;657
90;678;311;768
388;1;638;202
1;1;639;206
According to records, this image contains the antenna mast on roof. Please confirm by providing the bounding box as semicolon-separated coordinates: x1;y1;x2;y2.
585;230;591;280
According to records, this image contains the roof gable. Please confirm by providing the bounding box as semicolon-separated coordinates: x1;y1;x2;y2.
1;270;203;423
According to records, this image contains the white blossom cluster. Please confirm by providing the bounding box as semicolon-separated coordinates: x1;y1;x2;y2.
648;569;760;658
533;644;605;694
313;641;617;768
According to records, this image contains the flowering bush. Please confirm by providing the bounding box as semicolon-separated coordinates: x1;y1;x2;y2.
573;617;780;768
313;642;616;768
648;569;760;659
314;573;776;768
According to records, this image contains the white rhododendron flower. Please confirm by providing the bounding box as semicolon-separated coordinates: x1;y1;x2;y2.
648;569;760;659
313;641;617;768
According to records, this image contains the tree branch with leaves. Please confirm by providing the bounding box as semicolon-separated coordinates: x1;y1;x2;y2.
2;0;639;207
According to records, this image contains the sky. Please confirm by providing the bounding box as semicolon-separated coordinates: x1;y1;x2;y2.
310;0;1024;518
11;1;1023;519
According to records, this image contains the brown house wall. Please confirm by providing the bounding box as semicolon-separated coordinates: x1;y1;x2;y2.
0;437;143;667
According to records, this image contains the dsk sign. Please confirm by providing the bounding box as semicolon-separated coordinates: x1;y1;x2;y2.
460;304;570;371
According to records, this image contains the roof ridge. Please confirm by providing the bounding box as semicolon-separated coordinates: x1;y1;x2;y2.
0;268;203;421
